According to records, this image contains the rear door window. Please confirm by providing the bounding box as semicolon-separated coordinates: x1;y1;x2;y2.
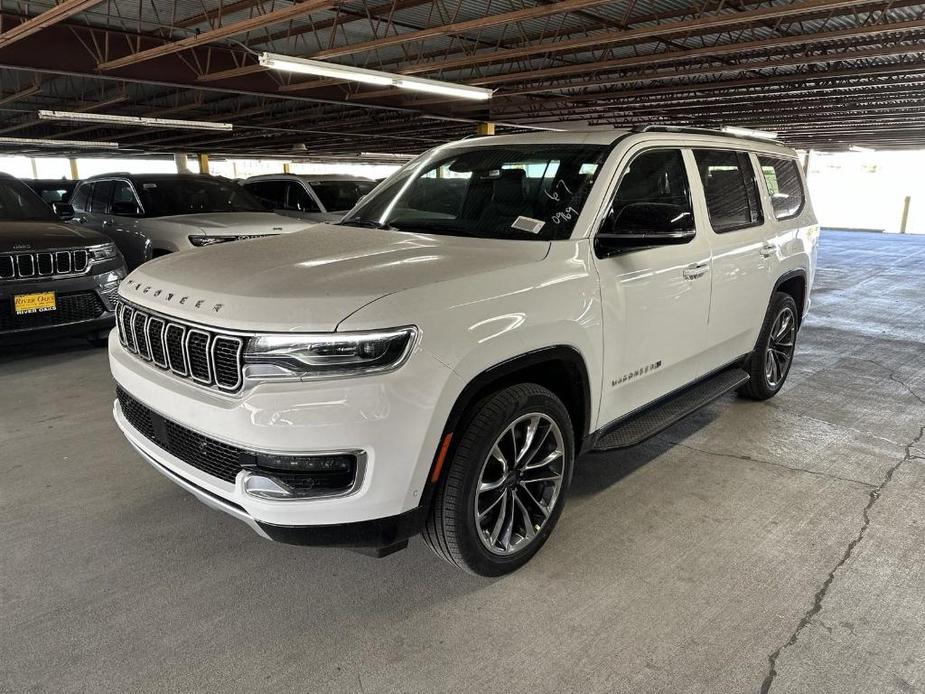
758;156;805;220
693;149;763;233
89;179;114;214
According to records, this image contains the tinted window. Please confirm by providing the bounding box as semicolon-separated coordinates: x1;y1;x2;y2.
27;180;76;203
693;149;763;232
90;179;114;213
244;180;286;209
343;144;608;240
606;149;693;233
758;156;804;220
71;182;91;212
112;180;137;205
309;180;376;212
287;182;320;213
0;178;55;221
136;177;264;217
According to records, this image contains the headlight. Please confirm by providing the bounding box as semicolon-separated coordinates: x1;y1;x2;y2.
189;234;275;247
89;242;119;262
243;327;417;381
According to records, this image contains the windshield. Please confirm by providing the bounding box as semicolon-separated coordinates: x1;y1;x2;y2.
136;177;265;217
307;180;377;212
341;144;608;240
27;180;76;203
0;178;56;221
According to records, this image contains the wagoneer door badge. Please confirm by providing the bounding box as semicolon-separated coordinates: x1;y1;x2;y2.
123;280;224;313
612;360;662;387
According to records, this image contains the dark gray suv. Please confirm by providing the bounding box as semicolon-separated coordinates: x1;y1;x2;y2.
0;174;125;347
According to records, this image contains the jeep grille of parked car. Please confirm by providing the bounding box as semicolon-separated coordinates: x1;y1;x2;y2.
0;249;89;280
115;299;244;392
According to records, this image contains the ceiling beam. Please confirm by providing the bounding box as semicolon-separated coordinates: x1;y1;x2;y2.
307;0;615;60
0;0;104;48
97;0;340;71
0;83;41;106
398;0;882;76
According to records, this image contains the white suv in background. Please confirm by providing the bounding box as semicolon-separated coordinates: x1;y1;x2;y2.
71;174;311;269
243;174;378;223
110;126;818;576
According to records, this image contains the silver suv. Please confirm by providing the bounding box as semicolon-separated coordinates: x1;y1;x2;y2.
71;174;311;269
243;174;377;223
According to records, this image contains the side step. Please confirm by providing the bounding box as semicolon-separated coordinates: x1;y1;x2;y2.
592;367;750;451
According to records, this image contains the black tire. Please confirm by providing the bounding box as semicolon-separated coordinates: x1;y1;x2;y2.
738;291;799;400
422;383;574;577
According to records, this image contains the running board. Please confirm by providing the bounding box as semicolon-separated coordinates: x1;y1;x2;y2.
591;367;750;451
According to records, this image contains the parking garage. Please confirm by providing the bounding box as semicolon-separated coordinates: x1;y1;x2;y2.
2;2;924;693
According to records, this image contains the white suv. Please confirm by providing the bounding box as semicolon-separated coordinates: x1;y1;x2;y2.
110;127;818;576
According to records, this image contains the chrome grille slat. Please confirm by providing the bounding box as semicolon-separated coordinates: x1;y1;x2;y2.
0;249;94;280
116;299;245;393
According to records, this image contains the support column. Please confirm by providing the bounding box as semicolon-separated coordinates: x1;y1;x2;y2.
30;157;38;178
174;153;191;173
475;121;495;136
900;196;911;234
196;153;210;174
68;158;79;180
283;162;291;174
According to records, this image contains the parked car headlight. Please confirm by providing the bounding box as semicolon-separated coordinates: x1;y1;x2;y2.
243;327;418;380
188;234;275;247
89;242;119;262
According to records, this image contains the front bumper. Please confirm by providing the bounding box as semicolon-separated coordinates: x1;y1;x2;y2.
0;265;122;345
111;331;463;539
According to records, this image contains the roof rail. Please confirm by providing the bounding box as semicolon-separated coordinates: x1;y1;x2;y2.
631;124;778;143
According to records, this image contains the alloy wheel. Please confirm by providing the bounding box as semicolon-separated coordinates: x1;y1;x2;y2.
765;306;796;388
474;413;566;556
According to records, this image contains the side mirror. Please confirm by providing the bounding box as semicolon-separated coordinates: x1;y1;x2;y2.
52;202;74;220
111;201;141;217
596;202;695;256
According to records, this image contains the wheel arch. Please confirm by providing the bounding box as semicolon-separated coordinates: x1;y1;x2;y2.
422;346;592;504
773;269;808;323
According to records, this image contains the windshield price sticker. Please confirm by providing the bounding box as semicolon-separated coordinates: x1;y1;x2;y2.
512;216;545;234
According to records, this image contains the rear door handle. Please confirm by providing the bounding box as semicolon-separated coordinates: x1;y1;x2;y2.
682;262;710;280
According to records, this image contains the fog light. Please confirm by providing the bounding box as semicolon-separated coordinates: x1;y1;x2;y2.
242;451;363;500
256;453;354;473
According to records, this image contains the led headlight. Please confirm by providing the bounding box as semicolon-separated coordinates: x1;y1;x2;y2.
88;242;119;262
188;234;276;247
243;327;417;381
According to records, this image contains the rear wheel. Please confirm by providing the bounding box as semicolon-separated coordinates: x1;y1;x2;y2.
739;292;798;400
423;383;574;576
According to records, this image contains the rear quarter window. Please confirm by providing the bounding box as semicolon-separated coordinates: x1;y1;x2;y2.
758;156;805;220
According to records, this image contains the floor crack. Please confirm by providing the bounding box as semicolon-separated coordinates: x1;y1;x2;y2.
758;425;925;694
666;441;876;488
852;358;925;406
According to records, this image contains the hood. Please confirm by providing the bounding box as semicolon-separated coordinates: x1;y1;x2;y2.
153;212;311;236
0;220;109;251
120;223;550;332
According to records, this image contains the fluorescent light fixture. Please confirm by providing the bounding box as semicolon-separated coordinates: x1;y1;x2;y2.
0;136;118;149
259;53;392;86
259;52;493;101
38;110;232;131
721;126;778;140
849;145;875;153
394;76;492;100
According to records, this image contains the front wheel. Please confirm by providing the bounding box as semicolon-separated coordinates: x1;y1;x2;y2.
423;384;574;576
739;292;799;400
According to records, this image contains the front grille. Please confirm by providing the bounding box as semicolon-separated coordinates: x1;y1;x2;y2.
117;387;358;493
116;299;244;392
1;291;105;332
0;249;89;280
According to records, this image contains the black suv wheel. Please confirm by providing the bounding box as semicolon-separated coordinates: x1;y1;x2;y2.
423;384;575;576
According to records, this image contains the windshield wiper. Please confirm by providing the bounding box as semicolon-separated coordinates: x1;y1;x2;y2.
339;219;393;230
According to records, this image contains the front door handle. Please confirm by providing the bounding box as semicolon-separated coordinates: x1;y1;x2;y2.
682;262;710;280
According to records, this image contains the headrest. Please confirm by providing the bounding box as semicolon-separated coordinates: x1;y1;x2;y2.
492;168;526;206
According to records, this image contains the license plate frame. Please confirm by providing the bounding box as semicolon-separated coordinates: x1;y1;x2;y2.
13;291;57;315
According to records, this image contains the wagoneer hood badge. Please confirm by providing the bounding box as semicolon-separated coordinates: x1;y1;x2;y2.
122;279;224;314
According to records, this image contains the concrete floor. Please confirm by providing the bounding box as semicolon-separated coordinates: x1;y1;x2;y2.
2;230;924;694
